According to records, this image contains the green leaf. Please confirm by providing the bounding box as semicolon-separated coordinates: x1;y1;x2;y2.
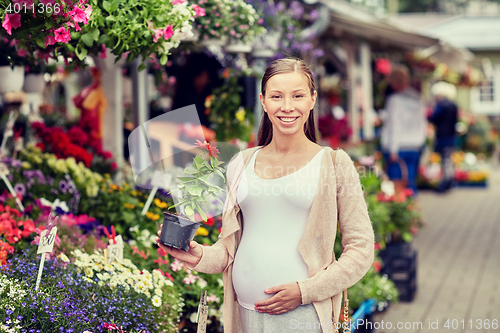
75;45;88;61
188;187;203;196
81;33;94;47
183;167;197;174
35;37;45;49
185;205;194;217
402;232;413;243
195;204;207;222
98;34;110;45
176;176;195;182
110;0;120;12
92;29;100;41
160;53;168;66
103;1;111;12
66;44;75;52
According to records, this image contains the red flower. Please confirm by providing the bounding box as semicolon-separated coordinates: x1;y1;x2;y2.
194;139;219;158
165;271;174;282
372;261;382;273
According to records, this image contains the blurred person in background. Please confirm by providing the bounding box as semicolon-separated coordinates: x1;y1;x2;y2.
381;65;427;196
429;81;458;193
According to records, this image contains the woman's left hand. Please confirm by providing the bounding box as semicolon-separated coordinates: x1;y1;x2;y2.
254;282;302;315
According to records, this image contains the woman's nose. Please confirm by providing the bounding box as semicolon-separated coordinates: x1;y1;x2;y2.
281;98;294;111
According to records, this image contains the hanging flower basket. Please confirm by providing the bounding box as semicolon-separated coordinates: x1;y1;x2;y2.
0;66;24;93
252;31;280;58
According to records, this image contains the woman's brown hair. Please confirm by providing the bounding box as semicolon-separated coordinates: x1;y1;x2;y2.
257;58;317;146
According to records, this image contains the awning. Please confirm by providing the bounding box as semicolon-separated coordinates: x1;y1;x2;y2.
319;0;439;49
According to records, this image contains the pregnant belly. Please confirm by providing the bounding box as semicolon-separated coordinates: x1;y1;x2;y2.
232;244;308;310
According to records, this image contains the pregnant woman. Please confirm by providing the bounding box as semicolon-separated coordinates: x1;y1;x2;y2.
157;57;374;333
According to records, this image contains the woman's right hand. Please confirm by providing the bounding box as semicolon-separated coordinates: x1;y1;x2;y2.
156;225;203;267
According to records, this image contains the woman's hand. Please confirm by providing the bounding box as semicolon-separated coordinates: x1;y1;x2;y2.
156;225;202;267
254;282;302;315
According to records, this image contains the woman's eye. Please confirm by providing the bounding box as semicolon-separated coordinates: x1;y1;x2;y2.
271;95;281;99
294;95;304;98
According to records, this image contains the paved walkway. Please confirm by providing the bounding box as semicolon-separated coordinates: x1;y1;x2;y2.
373;168;500;333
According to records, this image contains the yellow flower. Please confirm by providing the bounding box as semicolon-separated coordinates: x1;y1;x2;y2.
195;227;209;236
22;162;31;169
146;212;160;221
205;95;213;109
429;152;441;164
235;107;246;122
110;184;120;191
154;198;168;209
123;203;136;209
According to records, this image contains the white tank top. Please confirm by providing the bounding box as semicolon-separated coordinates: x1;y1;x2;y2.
232;147;325;310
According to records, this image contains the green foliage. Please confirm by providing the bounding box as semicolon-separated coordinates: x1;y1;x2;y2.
207;69;255;142
171;144;226;221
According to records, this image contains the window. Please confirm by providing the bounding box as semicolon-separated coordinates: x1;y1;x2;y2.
479;80;494;102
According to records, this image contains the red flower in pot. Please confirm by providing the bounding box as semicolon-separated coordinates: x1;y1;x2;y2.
158;140;225;251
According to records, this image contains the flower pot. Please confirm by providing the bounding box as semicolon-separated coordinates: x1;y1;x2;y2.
252;32;280;58
159;212;200;251
0;66;25;93
224;41;253;53
23;74;46;93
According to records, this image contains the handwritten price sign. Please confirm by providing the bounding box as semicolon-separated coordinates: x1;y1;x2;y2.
37;227;58;254
107;235;124;264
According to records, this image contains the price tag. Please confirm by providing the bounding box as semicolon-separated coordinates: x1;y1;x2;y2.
381;180;395;197
14;137;24;152
107;235;124;264
37;226;58;254
196;291;209;333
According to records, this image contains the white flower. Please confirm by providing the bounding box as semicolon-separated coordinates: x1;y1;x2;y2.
134;281;147;294
183;274;197;284
152;295;162;307
154;288;163;296
189;312;198;323
197;278;207;289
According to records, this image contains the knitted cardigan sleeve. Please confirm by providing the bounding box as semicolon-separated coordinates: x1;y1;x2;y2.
297;149;374;304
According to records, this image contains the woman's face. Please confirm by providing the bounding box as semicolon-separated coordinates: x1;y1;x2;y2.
259;72;317;138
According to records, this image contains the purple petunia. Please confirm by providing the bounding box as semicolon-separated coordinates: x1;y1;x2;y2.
59;180;68;193
14;183;26;197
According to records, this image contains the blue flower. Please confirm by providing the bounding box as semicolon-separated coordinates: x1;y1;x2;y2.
14;183;26;197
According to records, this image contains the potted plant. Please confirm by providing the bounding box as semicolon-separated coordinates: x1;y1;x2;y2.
223;0;265;53
158;140;226;251
195;0;230;46
0;36;24;92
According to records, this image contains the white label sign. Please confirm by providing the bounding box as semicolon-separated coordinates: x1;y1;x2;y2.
107;235;124;264
37;227;58;254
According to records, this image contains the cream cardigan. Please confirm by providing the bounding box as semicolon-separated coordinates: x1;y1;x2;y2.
190;146;374;333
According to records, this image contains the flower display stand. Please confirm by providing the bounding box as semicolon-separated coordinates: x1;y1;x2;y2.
252;32;280;58
379;242;418;302
0;66;25;93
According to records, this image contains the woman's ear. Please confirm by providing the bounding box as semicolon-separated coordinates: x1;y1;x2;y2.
310;90;317;110
259;93;267;113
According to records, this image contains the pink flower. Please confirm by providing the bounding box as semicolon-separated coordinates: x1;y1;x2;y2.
152;28;163;42
183;273;197;284
171;258;184;272
17;48;28;57
191;4;205;17
70;6;86;23
84;5;92;24
171;0;185;4
100;44;107;58
2;13;21;35
54;27;71;43
164;25;173;40
44;34;56;47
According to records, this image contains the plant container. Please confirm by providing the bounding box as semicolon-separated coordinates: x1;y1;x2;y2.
0;66;25;93
23;73;46;93
158;212;200;251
